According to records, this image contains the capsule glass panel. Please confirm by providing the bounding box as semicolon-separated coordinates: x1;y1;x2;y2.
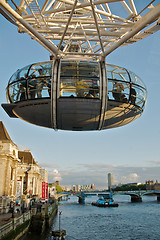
108;79;130;102
107;64;130;82
128;70;146;89
133;86;147;109
106;64;147;110
8;80;27;102
28;62;52;78
59;61;100;98
8;65;30;84
27;62;52;99
7;62;52;102
8;72;18;84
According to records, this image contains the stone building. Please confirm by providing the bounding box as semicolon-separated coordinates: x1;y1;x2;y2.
146;180;160;190
0;121;48;213
18;150;43;198
0;121;20;213
39;167;48;183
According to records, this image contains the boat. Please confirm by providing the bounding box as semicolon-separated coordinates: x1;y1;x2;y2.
92;198;119;208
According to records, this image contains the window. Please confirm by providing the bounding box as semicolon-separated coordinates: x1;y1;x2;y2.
59;60;100;98
128;70;146;89
107;64;130;82
7;62;52;102
11;167;14;180
108;80;130;103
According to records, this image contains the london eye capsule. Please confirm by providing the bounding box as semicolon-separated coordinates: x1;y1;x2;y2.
1;0;159;131
2;59;147;131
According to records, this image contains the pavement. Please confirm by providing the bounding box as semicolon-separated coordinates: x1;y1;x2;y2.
0;212;22;226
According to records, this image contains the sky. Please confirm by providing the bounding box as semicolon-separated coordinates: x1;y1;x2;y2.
0;3;160;189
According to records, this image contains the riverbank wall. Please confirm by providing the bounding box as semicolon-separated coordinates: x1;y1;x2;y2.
29;201;58;235
0;201;58;240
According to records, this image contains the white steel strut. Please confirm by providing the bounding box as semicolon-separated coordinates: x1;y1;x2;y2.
0;0;160;60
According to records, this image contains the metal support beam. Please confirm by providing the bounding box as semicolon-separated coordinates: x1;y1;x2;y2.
90;0;104;53
58;0;78;50
101;3;160;58
41;0;130;23
51;60;59;130
0;0;59;57
98;61;108;130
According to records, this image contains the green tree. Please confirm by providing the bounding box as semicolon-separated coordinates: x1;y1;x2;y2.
55;184;63;193
113;184;146;192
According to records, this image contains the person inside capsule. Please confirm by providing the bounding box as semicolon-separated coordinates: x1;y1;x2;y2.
112;82;127;103
130;83;137;105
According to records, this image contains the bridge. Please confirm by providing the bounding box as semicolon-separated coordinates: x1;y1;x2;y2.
76;190;160;203
56;192;70;201
77;191;113;204
113;190;160;202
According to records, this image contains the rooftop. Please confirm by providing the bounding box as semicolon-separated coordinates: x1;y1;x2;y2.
18;150;37;165
0;121;12;141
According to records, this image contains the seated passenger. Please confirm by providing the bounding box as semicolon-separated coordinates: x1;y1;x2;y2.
85;89;97;98
76;79;87;97
77;89;85;97
112;82;127;102
130;83;136;105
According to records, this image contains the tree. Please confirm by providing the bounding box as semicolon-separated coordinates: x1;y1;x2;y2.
55;184;63;193
113;184;146;192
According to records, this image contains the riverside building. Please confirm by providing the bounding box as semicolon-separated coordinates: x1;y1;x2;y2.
18;150;43;198
0;121;48;213
0;121;19;213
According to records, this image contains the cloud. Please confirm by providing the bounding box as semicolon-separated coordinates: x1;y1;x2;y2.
46;162;160;189
147;159;160;165
48;169;62;182
121;173;139;183
78;163;118;171
39;162;59;169
60;170;107;189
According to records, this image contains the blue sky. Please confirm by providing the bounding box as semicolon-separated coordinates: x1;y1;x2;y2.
0;6;160;189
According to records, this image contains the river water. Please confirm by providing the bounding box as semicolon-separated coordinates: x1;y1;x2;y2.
44;194;160;240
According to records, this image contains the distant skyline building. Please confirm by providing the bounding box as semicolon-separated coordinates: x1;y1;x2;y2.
71;184;95;192
108;173;114;190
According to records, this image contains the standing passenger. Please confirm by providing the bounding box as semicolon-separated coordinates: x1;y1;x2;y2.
36;69;45;98
130;83;136;105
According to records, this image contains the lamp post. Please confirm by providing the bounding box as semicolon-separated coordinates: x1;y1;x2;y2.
11;201;15;218
59;211;62;232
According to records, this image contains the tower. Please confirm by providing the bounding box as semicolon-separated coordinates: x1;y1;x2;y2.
108;173;114;191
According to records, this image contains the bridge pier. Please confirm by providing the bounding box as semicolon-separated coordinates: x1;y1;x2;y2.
78;196;85;204
157;195;160;201
131;196;142;203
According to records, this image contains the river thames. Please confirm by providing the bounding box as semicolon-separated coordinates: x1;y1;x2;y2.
43;194;160;240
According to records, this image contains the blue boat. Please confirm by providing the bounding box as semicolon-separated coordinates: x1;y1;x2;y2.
92;197;118;208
